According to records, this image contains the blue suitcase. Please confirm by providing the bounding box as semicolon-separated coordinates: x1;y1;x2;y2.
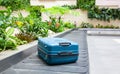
37;38;79;65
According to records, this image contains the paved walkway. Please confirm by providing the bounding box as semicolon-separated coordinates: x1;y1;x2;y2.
88;35;120;74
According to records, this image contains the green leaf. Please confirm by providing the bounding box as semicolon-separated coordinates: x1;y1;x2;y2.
41;6;70;16
0;21;3;25
6;36;17;48
0;37;4;43
9;38;17;46
5;27;14;36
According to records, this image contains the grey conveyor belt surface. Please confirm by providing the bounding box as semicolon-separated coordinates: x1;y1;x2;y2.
1;30;89;74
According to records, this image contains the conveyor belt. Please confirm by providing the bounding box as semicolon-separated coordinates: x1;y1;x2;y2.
1;29;89;74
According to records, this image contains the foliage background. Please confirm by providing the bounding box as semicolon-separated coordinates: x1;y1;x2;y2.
0;0;30;10
77;0;120;22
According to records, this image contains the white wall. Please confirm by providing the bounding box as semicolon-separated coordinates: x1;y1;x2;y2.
96;0;120;8
31;0;76;8
42;9;120;27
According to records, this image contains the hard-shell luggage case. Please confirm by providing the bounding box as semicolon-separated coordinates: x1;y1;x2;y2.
37;38;79;65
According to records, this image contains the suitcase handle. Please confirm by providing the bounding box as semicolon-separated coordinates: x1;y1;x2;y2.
58;52;72;56
59;42;71;46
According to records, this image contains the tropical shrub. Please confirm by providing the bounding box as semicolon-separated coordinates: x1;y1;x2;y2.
12;13;48;39
79;22;120;29
24;20;49;38
88;7;120;22
0;8;48;51
0;6;78;51
27;6;44;19
77;0;120;21
41;6;70;17
77;0;95;10
95;24;119;29
62;5;78;9
24;16;48;37
42;6;71;33
47;17;64;33
64;22;76;29
0;27;25;51
0;0;30;10
15;32;36;43
80;22;94;28
0;8;12;28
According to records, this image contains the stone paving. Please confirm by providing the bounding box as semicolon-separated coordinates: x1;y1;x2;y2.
88;35;120;74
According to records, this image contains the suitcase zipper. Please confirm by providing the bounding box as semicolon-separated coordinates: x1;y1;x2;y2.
38;47;79;57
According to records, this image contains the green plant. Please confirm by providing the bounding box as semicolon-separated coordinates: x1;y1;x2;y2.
0;8;12;29
95;24;120;29
80;22;94;28
77;0;95;10
77;0;120;21
41;6;70;16
48;17;64;33
42;6;80;17
24;17;49;37
95;24;103;28
64;22;75;29
27;6;44;19
88;7;120;22
0;0;30;10
11;13;49;38
15;32;36;43
0;27;21;51
41;6;80;32
62;5;78;9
